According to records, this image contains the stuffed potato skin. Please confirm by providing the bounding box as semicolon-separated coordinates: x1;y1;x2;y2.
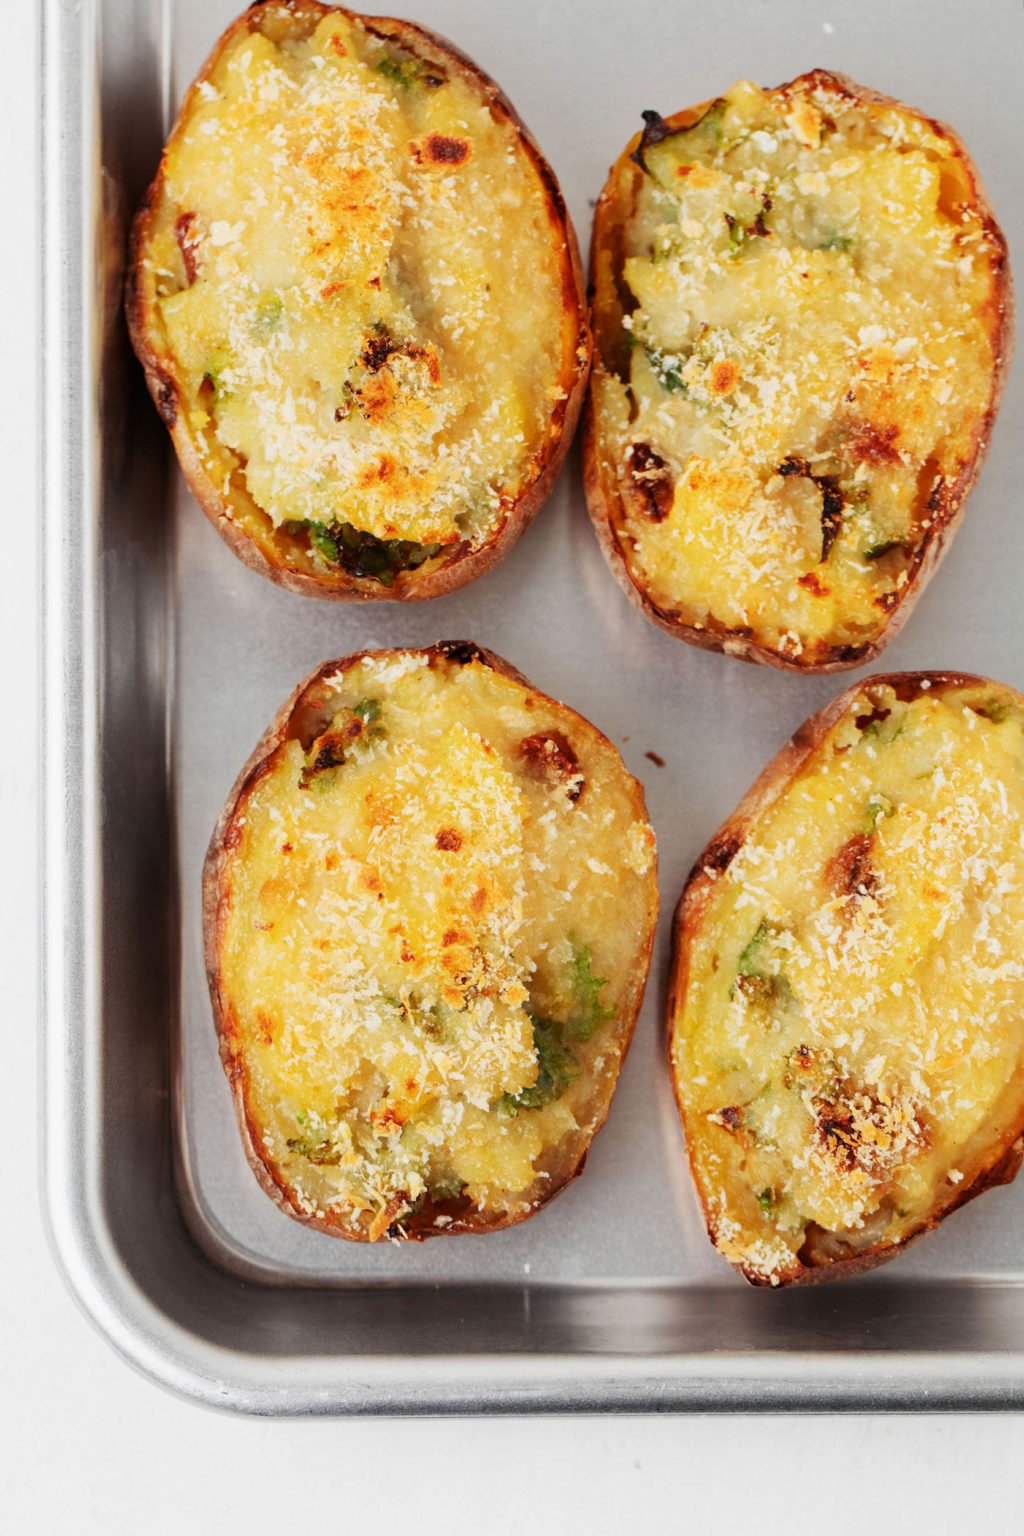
585;72;1013;671
205;644;658;1240
670;673;1024;1285
128;1;589;601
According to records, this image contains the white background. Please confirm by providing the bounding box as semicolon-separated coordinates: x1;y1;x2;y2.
6;0;1024;1526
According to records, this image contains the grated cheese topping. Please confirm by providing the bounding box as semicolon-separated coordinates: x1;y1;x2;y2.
141;5;576;569
592;75;1005;663
672;680;1024;1282
216;653;657;1238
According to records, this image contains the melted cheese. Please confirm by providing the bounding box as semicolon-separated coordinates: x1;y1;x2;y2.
141;6;574;557
217;653;656;1237
592;76;1004;663
673;681;1024;1283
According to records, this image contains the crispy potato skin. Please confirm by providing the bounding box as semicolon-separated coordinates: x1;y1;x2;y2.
204;644;658;1240
584;71;1014;672
668;671;1024;1285
127;2;590;601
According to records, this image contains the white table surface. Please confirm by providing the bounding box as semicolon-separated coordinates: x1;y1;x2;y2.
6;1;1024;1525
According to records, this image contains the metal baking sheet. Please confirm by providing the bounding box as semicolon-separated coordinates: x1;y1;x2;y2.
42;0;1024;1412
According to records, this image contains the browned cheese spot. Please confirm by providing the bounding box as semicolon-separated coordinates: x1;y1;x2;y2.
625;441;674;522
778;454;844;562
709;358;739;396
711;1104;746;1134
827;832;877;901
846;420;903;465
702;832;742;874
417;133;472;167
797;571;830;596
299;728;351;788
174;212;201;285
156;372;178;426
519;732;585;802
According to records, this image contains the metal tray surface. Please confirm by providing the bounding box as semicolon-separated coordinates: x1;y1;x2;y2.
42;0;1024;1413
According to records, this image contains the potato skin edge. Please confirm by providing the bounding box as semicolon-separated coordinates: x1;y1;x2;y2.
666;669;1024;1285
204;642;659;1241
127;0;591;602
583;69;1015;672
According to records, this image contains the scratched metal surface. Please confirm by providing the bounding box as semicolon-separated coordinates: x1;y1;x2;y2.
43;0;1024;1412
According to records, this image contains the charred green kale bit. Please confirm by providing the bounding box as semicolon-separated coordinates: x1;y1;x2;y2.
498;1018;580;1116
429;1175;468;1202
816;230;853;252
308;522;344;564
251;293;284;337
287;1113;343;1166
975;698;1011;724
298;700;383;789
375;52;445;89
568;943;615;1041
632;100;727;178
497;944;615;1115
299;519;444;585
298;736;347;790
201;351;231;403
864;793;895;831
736;918;774;977
864;539;905;561
723;193;773;257
731;918;783;1001
644;345;690;395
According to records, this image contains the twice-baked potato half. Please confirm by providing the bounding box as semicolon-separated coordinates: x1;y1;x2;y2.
128;2;589;599
205;644;658;1240
586;72;1012;670
670;673;1024;1285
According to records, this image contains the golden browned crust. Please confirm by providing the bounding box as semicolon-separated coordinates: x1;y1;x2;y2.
584;70;1014;672
668;670;1024;1284
204;643;658;1240
127;1;590;602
